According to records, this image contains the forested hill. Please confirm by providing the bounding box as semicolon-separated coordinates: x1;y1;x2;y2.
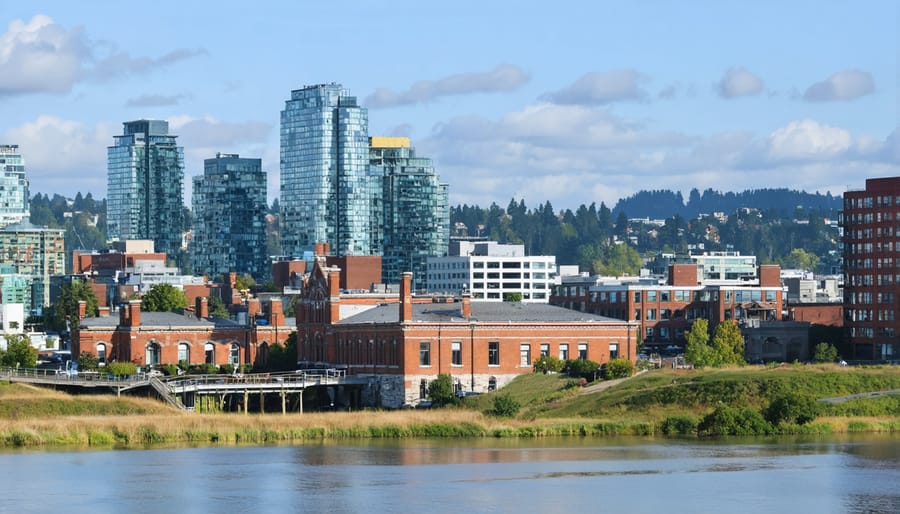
612;188;842;219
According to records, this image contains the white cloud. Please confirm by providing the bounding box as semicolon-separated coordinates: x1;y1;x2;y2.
542;69;649;105
803;69;875;102
125;94;187;107
716;67;764;98
1;115;115;196
0;15;205;98
767;119;852;161
366;64;529;108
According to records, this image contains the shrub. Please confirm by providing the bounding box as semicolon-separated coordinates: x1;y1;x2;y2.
698;405;773;437
533;355;565;374
566;359;600;381
107;362;137;377
219;364;235;375
812;342;840;363
605;358;634;379
490;394;521;418
660;415;699;436
161;364;178;376
765;393;819;425
427;374;458;407
77;352;99;371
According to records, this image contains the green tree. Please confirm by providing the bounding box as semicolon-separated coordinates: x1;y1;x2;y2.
207;296;230;319
594;243;643;276
503;292;522;302
604;358;635;379
765;393;819;425
685;319;714;367
533;355;565;374
141;283;188;312
782;248;820;272
711;321;745;366
77;352;99;371
235;273;256;291
566;359;600;381
49;280;99;333
812;342;840;363
427;373;458;407
489;394;521;418
1;334;38;368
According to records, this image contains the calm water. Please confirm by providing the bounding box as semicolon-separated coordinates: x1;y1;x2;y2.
1;436;898;513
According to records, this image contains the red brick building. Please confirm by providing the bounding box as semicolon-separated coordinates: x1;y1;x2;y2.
297;261;639;408
842;176;900;360
73;297;293;368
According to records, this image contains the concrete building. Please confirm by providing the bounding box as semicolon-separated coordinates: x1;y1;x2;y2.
370;136;449;289
107;120;184;259
427;241;557;302
191;153;268;280
280;83;377;258
0;221;65;315
296;261;638;408
0;145;30;227
841;176;900;360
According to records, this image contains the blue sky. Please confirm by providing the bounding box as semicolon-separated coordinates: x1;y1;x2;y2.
1;1;897;211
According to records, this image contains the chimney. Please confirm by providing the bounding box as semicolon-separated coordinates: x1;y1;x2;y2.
196;296;209;318
248;298;261;317
269;299;284;326
400;272;413;322
126;300;141;327
228;272;237;288
328;268;341;323
77;300;87;320
461;293;471;319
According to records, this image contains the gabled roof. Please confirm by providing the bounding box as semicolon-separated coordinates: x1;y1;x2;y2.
335;301;623;325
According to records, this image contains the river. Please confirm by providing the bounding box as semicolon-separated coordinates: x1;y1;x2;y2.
1;436;898;513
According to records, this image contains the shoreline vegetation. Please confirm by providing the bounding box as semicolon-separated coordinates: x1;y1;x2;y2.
2;364;899;450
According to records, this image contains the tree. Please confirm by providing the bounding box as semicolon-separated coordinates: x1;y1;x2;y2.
235;274;256;291
489;394;520;418
207;296;230;319
685;319;713;367
765;393;819;425
782;248;820;271
427;373;457;407
141;283;188;312
711;321;745;366
503;292;522;302
1;334;38;368
604;358;634;379
77;352;99;371
49;280;99;333
812;342;840;363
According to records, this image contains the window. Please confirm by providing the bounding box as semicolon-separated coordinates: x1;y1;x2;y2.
230;344;240;366
96;343;107;364
452;341;462;366
420;379;427;399
419;342;431;366
559;344;569;361
520;344;531;367
634;291;641;303
146;342;161;366
609;343;619;359
205;342;215;364
540;343;550;357
647;308;657;320
488;342;499;366
178;343;189;363
577;343;588;360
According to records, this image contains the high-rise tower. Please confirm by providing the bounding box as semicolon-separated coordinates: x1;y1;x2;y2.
0;145;30;227
280;83;377;258
370;137;449;289
191;153;268;280
107;120;184;259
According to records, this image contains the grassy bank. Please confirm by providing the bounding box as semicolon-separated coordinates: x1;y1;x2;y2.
2;364;899;449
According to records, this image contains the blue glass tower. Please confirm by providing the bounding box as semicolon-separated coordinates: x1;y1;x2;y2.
280;84;376;258
107;120;184;259
0;145;29;227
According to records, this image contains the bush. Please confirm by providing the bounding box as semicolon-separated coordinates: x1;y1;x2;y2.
490;394;521;418
219;364;235;375
605;358;634;379
161;364;178;376
77;352;99;372
533;355;565;374
427;374;458;407
566;359;600;381
812;342;840;363
765;393;819;425
660;415;699;436
698;405;773;437
107;362;137;377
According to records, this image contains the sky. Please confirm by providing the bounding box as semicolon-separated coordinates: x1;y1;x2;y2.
1;1;897;212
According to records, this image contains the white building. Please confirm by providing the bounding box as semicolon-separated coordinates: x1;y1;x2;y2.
426;241;556;302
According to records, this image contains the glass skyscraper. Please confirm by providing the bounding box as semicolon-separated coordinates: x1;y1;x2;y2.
280;83;376;258
0;145;30;227
107;120;184;259
370;137;449;288
191;153;268;280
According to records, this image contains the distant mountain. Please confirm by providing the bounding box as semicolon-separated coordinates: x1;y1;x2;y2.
612;188;842;219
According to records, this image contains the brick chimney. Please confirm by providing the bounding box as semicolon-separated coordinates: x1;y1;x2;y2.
120;300;141;328
328;268;342;323
228;272;237;288
461;293;471;319
77;300;87;320
400;272;413;323
248;298;261;318
269;298;285;326
196;297;209;318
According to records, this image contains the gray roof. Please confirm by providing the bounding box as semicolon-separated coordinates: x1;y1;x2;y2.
79;311;243;330
335;301;622;326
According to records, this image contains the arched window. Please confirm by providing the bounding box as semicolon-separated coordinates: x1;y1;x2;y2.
258;342;269;366
178;343;190;364
96;343;107;365
205;343;215;364
146;342;161;366
230;343;240;366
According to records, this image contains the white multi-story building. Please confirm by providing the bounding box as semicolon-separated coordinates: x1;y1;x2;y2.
426;241;556;302
0;145;30;227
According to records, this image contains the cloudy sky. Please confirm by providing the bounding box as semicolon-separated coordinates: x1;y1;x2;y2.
1;1;897;211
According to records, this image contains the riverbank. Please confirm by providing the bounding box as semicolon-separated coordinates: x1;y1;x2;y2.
2;364;899;449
